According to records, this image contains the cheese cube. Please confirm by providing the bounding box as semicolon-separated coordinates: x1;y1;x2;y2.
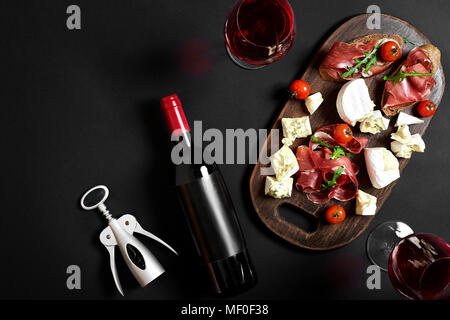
281;117;312;142
391;125;412;144
305;92;324;114
356;190;377;216
391;141;413;159
270;144;299;180
360;110;390;134
395;112;424;127
391;134;425;159
364;147;400;189
264;176;293;199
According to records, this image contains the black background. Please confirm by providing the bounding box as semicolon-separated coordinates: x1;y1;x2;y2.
0;0;449;300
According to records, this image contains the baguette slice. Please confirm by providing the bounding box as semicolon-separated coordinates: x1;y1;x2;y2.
382;44;441;116
319;34;404;82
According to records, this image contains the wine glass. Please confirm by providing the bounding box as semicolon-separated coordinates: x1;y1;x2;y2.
224;0;296;69
367;221;450;300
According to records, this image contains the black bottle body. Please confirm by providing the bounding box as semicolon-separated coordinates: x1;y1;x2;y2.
176;162;257;296
160;94;256;296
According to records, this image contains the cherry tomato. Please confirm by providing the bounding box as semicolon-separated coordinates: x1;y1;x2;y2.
289;80;310;100
417;100;437;118
381;41;401;62
333;124;353;144
325;205;346;224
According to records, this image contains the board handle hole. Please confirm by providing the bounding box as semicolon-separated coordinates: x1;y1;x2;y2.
278;203;318;234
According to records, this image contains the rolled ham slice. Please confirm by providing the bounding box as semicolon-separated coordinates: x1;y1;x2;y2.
312;125;368;154
295;125;367;204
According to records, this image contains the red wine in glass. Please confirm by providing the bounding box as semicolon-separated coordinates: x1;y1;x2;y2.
224;0;296;69
388;233;450;300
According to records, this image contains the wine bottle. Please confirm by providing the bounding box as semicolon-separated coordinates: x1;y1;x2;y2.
160;94;257;296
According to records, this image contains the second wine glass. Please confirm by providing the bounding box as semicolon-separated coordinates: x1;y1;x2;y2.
367;221;450;300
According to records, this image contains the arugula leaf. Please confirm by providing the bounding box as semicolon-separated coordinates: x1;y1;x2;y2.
331;146;356;160
403;37;420;46
341;39;386;79
321;166;344;190
364;53;378;74
383;70;433;86
344;150;357;159
311;135;332;149
331;147;346;160
311;136;356;160
353;58;365;72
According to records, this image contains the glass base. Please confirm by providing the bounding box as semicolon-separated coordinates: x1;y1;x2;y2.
366;221;414;272
225;46;265;70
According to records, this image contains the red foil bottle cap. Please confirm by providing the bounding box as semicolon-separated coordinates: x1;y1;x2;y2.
160;94;191;135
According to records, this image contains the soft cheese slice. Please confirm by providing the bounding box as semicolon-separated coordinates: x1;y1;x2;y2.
270;144;299;180
264;176;293;199
305;92;324;114
391;125;412;144
391;134;425;159
364;147;400;189
336;79;374;126
395;112;424;127
360;110;390;134
356;190;377;216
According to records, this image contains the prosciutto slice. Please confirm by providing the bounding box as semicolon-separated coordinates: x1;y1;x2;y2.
320;40;389;80
295;125;367;204
383;48;436;109
312;125;368;154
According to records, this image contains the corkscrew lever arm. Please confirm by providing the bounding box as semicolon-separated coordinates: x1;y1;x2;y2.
133;220;178;256
105;245;124;296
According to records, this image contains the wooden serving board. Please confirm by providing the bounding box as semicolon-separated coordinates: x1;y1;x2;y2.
249;14;445;250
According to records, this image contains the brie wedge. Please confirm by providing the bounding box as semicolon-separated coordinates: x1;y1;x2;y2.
305;92;324;114
270;144;299;180
391;134;425;159
265;176;293;199
356;190;377;216
391;125;412;144
336;79;374;126
360;110;390;134
364;147;400;189
395;112;424;127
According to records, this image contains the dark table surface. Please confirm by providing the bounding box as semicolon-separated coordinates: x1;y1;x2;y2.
0;0;449;300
